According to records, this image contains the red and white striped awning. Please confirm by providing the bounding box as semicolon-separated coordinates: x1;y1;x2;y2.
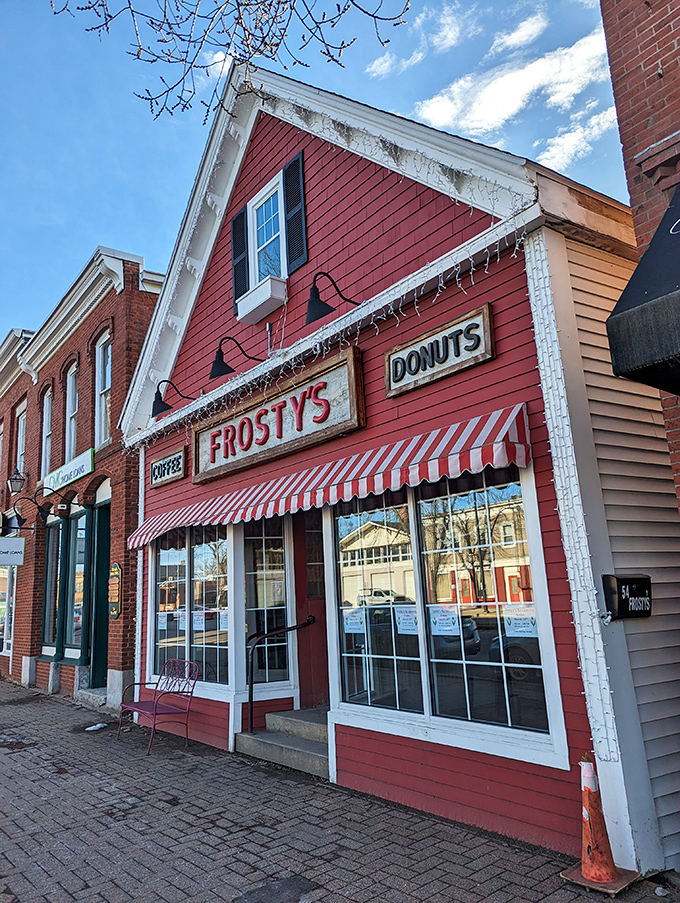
128;403;531;549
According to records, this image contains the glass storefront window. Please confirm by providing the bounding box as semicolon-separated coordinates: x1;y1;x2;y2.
154;525;229;683
191;526;228;684
43;523;62;645
333;467;549;733
244;516;289;683
155;528;187;674
336;490;423;713
419;466;547;732
65;514;87;647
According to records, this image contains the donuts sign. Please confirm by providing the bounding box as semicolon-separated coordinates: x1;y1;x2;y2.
193;348;365;482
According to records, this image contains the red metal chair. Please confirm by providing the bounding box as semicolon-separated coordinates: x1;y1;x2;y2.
117;659;199;755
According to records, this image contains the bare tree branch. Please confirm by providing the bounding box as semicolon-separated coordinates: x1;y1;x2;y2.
49;0;409;117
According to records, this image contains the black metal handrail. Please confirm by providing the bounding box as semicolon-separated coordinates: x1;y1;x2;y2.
246;615;316;733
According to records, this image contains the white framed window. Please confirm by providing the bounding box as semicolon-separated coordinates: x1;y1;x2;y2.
65;364;78;462
95;333;111;446
15;403;26;475
41;390;52;479
231;153;307;326
327;463;569;770
249;175;286;286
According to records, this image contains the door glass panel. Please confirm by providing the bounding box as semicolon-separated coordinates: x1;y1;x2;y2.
245;516;288;683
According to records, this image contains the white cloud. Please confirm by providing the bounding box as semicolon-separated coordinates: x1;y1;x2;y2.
366;2;479;78
195;50;232;90
414;26;609;136
489;12;549;55
536;105;618;171
366;52;399;78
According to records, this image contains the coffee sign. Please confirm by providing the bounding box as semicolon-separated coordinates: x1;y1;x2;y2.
193;348;365;482
385;305;493;397
150;447;186;488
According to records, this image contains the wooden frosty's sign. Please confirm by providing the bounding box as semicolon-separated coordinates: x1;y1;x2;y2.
193;348;365;482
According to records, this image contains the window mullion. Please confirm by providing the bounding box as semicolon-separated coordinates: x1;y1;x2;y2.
407;487;432;719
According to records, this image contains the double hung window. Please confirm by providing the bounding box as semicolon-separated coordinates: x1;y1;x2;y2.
65;364;78;462
95;334;111;446
231;152;307;322
335;465;549;734
15;403;26;476
41;390;52;479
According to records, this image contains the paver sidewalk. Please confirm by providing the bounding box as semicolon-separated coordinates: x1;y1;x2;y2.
0;679;676;903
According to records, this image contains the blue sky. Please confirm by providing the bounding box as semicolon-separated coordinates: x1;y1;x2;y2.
0;0;625;341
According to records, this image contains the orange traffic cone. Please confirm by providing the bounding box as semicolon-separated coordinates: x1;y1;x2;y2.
561;754;640;896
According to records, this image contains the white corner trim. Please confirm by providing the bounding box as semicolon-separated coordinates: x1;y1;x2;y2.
134;445;145;697
524;230;620;764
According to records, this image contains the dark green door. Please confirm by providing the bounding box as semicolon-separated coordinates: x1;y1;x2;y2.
90;503;110;689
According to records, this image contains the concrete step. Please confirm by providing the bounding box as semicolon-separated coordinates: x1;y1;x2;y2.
74;687;108;711
265;707;329;743
235;730;329;778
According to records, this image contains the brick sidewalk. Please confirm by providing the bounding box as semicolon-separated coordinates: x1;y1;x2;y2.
1;679;676;903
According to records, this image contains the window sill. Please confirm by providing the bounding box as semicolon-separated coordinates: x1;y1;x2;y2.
95;438;113;454
329;703;570;771
237;275;287;325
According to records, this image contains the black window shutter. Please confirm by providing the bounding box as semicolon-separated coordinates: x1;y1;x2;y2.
283;152;308;275
231;205;249;314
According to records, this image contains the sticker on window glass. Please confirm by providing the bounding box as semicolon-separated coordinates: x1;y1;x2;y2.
343;608;366;634
394;605;418;635
179;610;186;631
158;611;167;631
271;581;284;603
219;609;229;630
429;604;460;636
503;604;537;638
193;611;205;631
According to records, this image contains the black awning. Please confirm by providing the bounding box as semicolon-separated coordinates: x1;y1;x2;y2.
607;188;680;393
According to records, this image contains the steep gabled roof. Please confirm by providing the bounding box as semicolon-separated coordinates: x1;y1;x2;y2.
120;64;633;446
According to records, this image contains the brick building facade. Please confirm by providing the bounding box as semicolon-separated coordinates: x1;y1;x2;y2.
0;248;160;709
600;0;679;255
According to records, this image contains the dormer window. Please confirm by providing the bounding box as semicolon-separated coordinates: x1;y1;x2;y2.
232;152;307;325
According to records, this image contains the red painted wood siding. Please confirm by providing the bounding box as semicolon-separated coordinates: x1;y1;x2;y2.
335;726;581;854
136;113;591;853
168;113;493;396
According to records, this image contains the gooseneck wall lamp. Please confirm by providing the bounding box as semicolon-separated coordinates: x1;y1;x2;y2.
306;272;360;326
152;380;197;418
12;493;50;529
209;336;266;380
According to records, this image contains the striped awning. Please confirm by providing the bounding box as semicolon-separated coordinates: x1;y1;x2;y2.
128;402;531;550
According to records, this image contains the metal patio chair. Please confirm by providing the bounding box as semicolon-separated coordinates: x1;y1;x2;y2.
116;659;199;755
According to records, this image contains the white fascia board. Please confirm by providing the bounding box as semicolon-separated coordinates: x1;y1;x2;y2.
19;247;149;378
251;68;536;218
120;64;540;440
124;198;545;446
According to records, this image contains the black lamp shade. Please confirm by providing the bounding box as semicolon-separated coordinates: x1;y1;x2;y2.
306;283;337;325
152;388;174;418
8;467;26;494
209;347;236;380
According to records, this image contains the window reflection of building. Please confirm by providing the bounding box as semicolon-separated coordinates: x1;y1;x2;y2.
335;466;548;733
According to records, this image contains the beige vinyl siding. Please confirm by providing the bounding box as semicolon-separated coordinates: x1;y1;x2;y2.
566;238;680;869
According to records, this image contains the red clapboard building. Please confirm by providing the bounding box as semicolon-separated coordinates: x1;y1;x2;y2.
119;66;680;872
